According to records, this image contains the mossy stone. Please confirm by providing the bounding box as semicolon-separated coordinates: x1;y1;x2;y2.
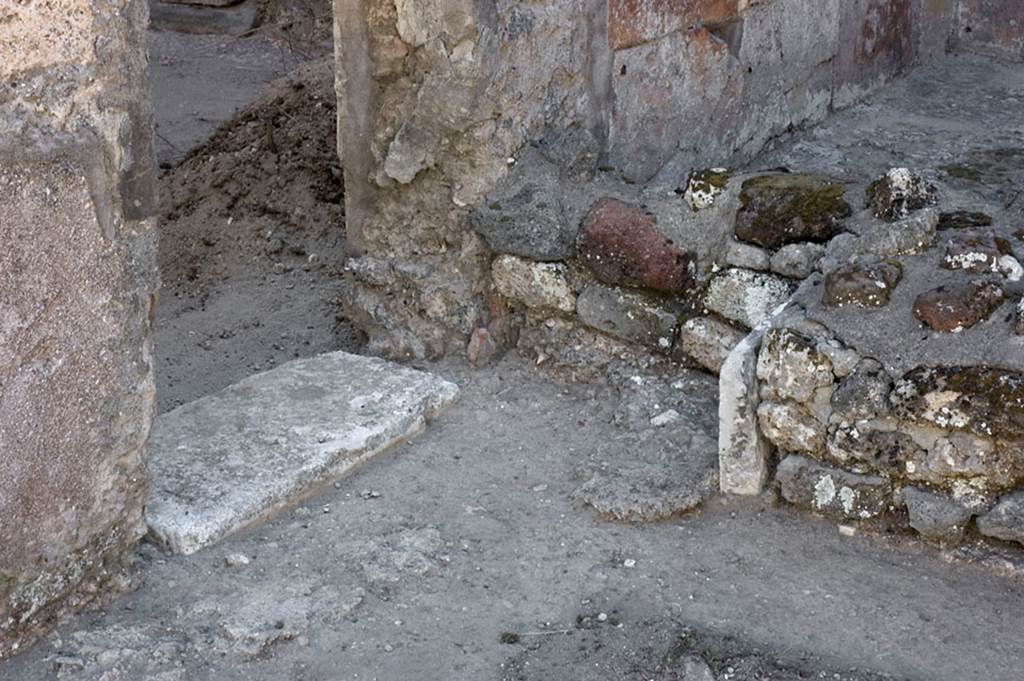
734;174;851;250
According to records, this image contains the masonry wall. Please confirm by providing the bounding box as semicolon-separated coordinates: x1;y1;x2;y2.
956;0;1024;61
336;0;960;362
0;0;158;657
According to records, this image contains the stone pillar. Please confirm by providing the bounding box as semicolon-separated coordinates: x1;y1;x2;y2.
0;0;158;657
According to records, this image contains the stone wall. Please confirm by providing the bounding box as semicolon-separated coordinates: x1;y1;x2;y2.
0;0;158;657
336;0;960;364
956;0;1024;61
719;163;1024;550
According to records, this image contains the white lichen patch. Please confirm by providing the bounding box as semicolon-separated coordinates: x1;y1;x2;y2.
683;168;728;212
814;474;837;509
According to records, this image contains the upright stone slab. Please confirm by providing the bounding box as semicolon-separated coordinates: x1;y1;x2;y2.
0;0;157;659
719;326;773;495
146;352;459;555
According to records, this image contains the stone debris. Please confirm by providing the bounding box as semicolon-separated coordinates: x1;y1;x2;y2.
940;232;1021;279
822;258;902;308
704;268;794;329
734;174;851;250
676;316;747;374
578;198;696;294
866;168;936;221
491;255;576;313
912;281;1005;332
146;352;459;555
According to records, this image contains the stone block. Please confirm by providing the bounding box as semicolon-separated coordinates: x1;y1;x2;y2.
957;0;1024;62
704;268;794;329
977;491;1024;546
719;327;771;495
902;486;973;545
913;281;1005;333
771;243;825;280
146;352;459;555
735;174;851;250
0;149;156;658
777;455;892;520
757;401;826;455
756;328;834;403
491;255;576;313
677;316;747;374
577;198;696;294
576;283;681;350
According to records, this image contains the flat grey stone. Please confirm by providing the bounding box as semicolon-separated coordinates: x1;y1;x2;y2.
146;352;459;555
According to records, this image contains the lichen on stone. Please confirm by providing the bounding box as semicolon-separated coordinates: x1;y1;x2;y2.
683;168;729;212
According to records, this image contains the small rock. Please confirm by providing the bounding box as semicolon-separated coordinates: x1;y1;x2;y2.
937;210;993;230
622;558;636;568
913;282;1005;332
724;239;771;271
770;242;826;279
902;486;972;545
576;283;682;350
704;268;793;329
822;258;902;308
756;328;834;403
827;426;921;475
866;168;937;221
360;489;381;499
977;491;1024;546
683;168;729;211
676;316;747;374
1016;297;1024;335
680;655;716;681
734;174;851;249
467;327;500;368
757;400;826;454
776;455;892;520
491;255;576;312
224;553;251;567
578;198;696;293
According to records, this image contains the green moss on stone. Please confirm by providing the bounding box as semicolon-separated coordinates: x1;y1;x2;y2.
735;174;851;249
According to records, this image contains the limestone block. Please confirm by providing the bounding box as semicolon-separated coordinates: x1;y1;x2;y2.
756;328;834;403
491;255;576;313
704;268;794;329
677;316;747;374
146;352;459;555
719;327;771;495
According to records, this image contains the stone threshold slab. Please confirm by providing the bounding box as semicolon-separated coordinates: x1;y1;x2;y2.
145;352;459;555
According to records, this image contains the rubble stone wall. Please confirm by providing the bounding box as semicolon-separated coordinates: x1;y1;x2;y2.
0;0;158;657
336;0;960;363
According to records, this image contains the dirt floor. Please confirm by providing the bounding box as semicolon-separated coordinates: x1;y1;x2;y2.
5;15;1024;681
150;27;364;412
6;357;1024;681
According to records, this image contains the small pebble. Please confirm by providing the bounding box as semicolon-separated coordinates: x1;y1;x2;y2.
224;553;251;567
623;558;637;568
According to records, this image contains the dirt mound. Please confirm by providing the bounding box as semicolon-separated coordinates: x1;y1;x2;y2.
155;56;364;412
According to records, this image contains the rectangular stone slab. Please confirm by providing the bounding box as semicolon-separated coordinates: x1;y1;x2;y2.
146;352;459;555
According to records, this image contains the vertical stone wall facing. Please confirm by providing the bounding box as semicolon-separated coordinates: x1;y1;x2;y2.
336;0;960;361
956;0;1024;61
0;0;158;657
